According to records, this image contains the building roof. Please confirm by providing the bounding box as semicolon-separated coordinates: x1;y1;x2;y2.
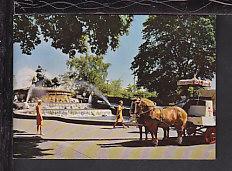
177;78;211;87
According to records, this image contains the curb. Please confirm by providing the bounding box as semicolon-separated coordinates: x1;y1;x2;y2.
13;111;135;126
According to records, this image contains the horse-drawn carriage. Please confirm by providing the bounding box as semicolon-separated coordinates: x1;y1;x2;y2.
177;77;216;144
132;77;216;145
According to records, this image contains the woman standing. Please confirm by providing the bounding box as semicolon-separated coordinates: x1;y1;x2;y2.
113;100;128;128
36;100;43;135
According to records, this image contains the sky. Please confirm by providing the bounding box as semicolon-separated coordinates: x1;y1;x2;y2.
14;15;216;89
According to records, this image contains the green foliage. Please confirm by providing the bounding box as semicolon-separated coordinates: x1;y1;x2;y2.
13;15;41;55
133;89;156;99
186;86;204;98
102;80;124;97
102;81;156;99
66;54;110;88
131;15;216;104
14;15;133;56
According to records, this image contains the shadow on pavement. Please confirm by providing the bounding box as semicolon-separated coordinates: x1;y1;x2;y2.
33;138;138;142
13;130;53;159
13;130;26;134
101;127;130;130
14;133;39;136
98;136;209;148
101;127;115;130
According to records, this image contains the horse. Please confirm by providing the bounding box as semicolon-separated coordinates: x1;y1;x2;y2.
135;98;187;146
132;98;169;142
137;114;149;141
130;98;151;141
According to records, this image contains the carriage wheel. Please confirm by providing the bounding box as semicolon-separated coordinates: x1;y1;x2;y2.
204;127;216;144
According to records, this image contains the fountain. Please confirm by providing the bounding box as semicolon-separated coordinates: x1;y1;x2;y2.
26;84;35;103
13;65;127;123
88;92;93;104
73;80;112;107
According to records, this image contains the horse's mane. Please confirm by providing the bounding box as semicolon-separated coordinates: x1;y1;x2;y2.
140;98;155;108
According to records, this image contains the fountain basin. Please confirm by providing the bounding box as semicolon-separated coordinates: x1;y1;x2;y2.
24;102;93;110
42;109;113;117
14;109;132;126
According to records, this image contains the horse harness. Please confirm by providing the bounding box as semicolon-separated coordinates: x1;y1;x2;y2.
136;106;171;127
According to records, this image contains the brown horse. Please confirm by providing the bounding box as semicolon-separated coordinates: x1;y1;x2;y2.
133;98;169;142
136;114;149;141
136;112;169;142
135;98;187;146
130;98;149;141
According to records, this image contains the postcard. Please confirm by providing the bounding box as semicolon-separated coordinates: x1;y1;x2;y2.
13;14;216;160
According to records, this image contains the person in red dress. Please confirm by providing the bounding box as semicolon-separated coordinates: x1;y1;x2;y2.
36;100;43;135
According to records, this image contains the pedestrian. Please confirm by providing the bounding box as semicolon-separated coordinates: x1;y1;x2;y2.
36;100;44;135
113;100;129;128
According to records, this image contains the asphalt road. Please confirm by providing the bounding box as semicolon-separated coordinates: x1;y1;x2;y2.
13;118;215;159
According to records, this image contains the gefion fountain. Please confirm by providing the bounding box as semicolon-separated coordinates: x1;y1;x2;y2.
14;66;119;124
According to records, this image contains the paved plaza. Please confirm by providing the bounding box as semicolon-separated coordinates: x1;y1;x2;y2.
13;118;215;159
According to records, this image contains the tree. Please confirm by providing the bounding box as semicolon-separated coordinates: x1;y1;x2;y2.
131;15;216;104
14;15;133;56
102;81;156;99
104;79;124;97
66;54;110;88
126;84;137;93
